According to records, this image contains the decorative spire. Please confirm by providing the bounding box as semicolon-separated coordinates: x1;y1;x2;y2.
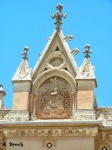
83;44;92;58
0;85;6;95
12;46;32;81
51;4;67;32
0;85;6;109
21;46;29;60
76;44;95;80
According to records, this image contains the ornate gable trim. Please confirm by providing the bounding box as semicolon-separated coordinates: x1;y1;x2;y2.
32;30;78;82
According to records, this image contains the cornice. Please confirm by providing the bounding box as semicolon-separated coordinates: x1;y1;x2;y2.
0;120;101;128
3;126;98;138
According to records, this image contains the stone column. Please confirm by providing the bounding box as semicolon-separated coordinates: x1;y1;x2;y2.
30;93;38;120
70;91;77;118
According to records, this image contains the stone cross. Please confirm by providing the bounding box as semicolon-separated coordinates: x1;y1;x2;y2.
51;4;67;32
83;44;92;58
21;46;29;60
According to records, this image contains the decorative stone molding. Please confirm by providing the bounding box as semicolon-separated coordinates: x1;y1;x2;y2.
73;110;96;120
46;62;66;69
0;110;11;121
12;60;32;81
6;111;29;122
33;68;76;93
76;58;95;79
3;127;98;138
96;108;112;125
46;50;66;69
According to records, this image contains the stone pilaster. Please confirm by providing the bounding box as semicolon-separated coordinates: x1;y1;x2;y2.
7;47;32;122
30;93;38;120
75;50;97;109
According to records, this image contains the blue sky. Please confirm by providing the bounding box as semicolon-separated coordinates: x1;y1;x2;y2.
0;0;112;108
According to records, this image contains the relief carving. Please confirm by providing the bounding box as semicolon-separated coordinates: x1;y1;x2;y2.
73;110;96;120
76;58;95;79
96;108;112;125
6;111;29;122
39;77;71;119
12;59;32;81
0;110;10;121
4;127;98;138
46;51;66;70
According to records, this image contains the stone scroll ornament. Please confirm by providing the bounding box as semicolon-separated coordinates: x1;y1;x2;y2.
40;77;70;119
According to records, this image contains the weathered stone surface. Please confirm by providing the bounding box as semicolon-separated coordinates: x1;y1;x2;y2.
73;110;96;120
76;58;96;80
0;109;11;121
12;60;32;81
4;126;98;137
6;110;29;122
0;85;6;109
96;108;112;125
0;4;112;150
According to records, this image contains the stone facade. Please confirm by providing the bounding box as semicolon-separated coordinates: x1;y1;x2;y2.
0;4;112;150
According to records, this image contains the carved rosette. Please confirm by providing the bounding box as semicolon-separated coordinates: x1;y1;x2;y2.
39;77;71;119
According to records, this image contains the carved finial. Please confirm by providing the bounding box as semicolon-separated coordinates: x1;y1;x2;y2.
51;4;67;32
21;46;29;60
71;48;80;55
64;34;73;41
83;44;92;58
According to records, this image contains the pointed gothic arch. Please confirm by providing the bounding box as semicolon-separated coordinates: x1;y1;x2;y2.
32;68;76;93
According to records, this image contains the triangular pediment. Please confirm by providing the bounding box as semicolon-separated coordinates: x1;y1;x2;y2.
32;30;78;82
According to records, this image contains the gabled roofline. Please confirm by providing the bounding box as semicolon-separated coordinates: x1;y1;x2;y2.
32;29;78;81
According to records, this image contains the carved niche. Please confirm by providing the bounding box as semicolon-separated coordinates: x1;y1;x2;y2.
38;76;71;119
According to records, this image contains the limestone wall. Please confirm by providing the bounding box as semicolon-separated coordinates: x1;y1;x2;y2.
6;137;94;150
